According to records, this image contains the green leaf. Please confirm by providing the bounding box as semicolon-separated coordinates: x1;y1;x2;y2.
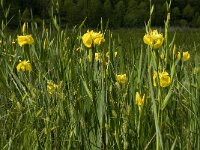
81;76;93;101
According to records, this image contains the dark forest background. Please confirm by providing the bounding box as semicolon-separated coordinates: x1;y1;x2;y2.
1;0;200;28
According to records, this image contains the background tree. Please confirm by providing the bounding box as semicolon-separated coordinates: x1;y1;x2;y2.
183;4;194;21
114;0;126;27
152;1;166;26
124;0;139;27
87;0;104;27
104;0;114;27
171;7;181;25
1;0;200;28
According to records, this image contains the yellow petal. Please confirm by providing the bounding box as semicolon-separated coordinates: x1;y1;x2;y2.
17;35;34;47
82;32;93;48
182;51;190;61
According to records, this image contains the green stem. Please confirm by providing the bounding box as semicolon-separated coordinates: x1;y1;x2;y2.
148;48;163;150
137;109;142;150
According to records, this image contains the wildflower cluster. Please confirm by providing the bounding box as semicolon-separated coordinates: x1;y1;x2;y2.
116;74;128;84
16;60;32;72
17;22;34;47
87;50;101;62
16;22;34;73
177;51;190;61
153;71;171;88
82;30;105;48
135;92;145;107
47;80;60;95
87;51;118;63
143;30;164;49
17;35;34;47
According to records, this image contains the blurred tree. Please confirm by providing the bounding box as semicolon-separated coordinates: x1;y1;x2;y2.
124;0;138;27
124;0;148;27
104;0;114;27
152;1;166;26
171;7;181;25
196;15;200;27
88;0;104;27
179;19;188;27
183;4;194;21
191;12;200;27
187;0;199;8
114;0;126;27
32;0;50;19
137;2;149;25
0;0;200;28
172;7;181;19
61;0;83;26
173;0;186;10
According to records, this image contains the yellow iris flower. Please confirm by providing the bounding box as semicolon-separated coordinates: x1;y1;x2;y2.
17;35;34;47
116;74;128;84
153;71;171;88
177;51;190;61
182;51;190;61
143;30;164;49
135;92;145;106
16;60;32;72
82;30;105;48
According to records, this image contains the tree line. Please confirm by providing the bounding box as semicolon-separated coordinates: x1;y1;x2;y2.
2;0;200;28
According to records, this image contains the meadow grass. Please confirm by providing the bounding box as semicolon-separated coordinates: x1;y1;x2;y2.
112;28;200;55
0;2;200;150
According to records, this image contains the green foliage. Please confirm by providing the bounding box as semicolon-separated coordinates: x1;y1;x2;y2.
22;8;31;22
196;16;200;27
0;1;200;149
0;6;200;149
124;0;149;27
87;0;104;27
114;1;126;27
104;0;114;26
61;0;86;26
1;0;200;28
179;19;188;27
183;4;194;21
171;7;181;25
152;1;166;26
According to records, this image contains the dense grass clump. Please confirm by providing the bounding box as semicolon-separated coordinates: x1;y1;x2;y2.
0;1;200;150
